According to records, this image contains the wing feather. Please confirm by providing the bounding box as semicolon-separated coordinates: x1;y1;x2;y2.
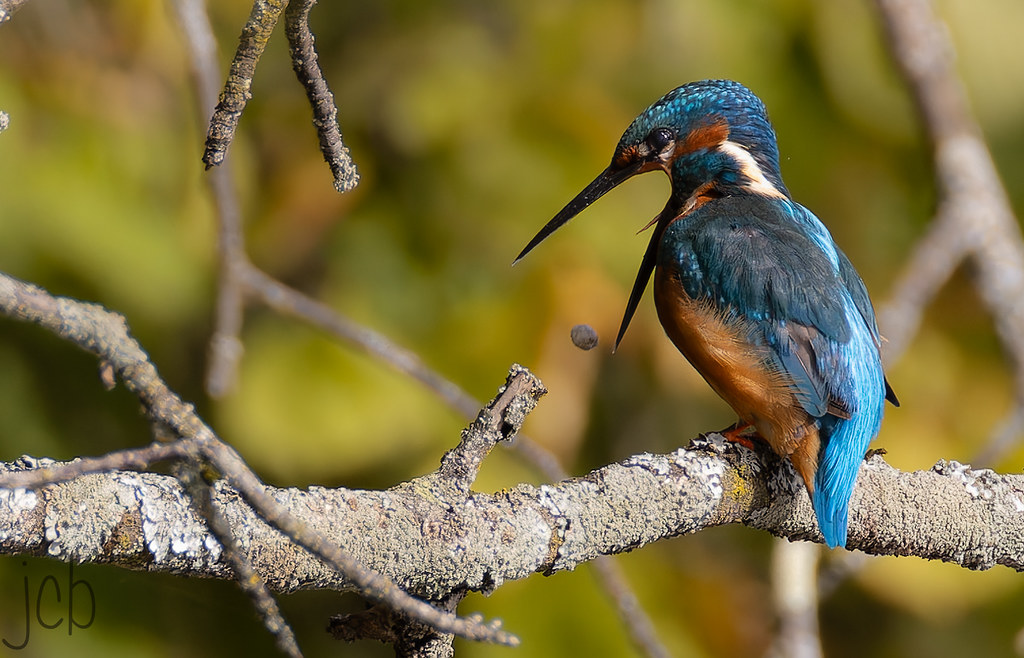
658;195;873;419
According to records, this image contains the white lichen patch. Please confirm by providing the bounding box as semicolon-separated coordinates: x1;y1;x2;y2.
934;460;997;501
536;484;570;542
670;449;726;500
0;484;38;542
698;457;726;499
118;473;222;565
44;505;59;542
537;484;565;522
692;455;726;499
204;534;222;555
43;474;123;559
0;487;38;514
0;457;49;542
622;452;670;476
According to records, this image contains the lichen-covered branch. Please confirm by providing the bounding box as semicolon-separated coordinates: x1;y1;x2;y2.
3;440;1022;592
434;364;546;493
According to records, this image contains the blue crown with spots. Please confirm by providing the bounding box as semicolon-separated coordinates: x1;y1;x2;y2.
617;80;788;197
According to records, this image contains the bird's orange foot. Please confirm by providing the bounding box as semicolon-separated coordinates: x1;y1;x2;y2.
717;421;763;451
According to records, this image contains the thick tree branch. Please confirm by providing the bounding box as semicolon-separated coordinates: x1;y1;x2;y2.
3;439;1022;591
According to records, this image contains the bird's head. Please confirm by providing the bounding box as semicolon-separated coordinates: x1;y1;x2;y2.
516;80;789;262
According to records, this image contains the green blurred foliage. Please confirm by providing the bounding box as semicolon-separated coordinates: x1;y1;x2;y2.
1;0;1023;656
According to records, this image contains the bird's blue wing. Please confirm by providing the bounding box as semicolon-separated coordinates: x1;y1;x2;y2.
659;195;863;419
833;244;900;407
789;203;899;407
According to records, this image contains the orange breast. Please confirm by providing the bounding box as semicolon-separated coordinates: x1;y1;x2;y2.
653;266;819;469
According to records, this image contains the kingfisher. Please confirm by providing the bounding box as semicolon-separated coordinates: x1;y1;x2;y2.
515;80;898;548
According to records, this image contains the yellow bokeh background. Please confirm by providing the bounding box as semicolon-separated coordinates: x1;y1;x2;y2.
1;0;1023;656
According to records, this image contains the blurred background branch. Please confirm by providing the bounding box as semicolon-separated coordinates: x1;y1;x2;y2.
811;1;1024;636
875;0;1024;465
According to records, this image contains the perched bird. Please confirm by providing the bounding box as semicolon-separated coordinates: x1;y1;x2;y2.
515;80;898;548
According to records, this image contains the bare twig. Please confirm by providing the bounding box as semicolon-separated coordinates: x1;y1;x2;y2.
0;443;190;489
818;551;870;599
202;0;287;169
283;0;359;192
435;366;546;493
590;557;672;658
201;0;358;193
242;265;482;417
977;409;1024;466
877;206;967;362
177;463;302;658
203;167;249;398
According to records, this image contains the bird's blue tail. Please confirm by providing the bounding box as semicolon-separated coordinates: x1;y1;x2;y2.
813;416;872;548
811;335;886;548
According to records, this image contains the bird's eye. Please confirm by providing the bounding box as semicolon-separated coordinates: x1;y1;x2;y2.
647;128;674;153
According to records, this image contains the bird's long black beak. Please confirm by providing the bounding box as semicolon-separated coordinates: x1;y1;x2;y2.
513;161;644;264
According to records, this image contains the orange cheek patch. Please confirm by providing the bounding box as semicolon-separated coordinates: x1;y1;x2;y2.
675;117;730;157
614;145;640;168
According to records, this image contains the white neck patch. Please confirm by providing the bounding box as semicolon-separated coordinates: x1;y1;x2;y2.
717;140;787;199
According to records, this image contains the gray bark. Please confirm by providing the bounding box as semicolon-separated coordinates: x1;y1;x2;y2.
3;440;1022;599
